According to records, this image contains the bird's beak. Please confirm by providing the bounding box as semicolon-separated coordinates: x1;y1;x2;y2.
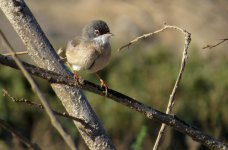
107;32;114;36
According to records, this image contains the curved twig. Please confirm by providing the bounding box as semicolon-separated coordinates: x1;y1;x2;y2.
118;25;191;149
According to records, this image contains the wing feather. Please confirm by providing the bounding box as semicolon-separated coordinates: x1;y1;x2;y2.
66;38;100;71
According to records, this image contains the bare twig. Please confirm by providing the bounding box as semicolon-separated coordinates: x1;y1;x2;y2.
0;118;41;150
118;24;186;51
0;30;77;150
2;51;28;56
154;26;190;150
119;25;191;150
0;54;227;150
2;89;91;130
203;38;228;49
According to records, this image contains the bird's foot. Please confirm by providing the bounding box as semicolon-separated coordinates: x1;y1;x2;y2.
99;79;108;96
95;73;108;95
73;71;80;84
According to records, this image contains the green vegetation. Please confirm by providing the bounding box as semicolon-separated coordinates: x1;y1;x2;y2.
131;125;147;150
0;45;228;149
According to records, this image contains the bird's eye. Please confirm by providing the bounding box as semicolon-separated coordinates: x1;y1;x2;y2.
94;30;100;35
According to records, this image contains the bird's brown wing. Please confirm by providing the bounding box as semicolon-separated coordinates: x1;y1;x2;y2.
66;36;81;51
66;38;100;71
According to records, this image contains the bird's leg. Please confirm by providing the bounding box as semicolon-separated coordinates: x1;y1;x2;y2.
73;71;80;85
73;71;79;80
95;73;108;95
65;62;80;84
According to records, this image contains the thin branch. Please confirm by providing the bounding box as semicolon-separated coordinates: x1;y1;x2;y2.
0;118;41;150
203;38;228;49
2;89;92;130
155;26;190;150
0;30;77;150
118;24;185;51
118;24;191;149
0;54;227;150
2;51;28;56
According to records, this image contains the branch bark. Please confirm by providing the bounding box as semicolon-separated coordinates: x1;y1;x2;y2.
0;54;227;150
0;0;115;149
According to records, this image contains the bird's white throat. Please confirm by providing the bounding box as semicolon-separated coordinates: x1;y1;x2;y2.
93;34;112;45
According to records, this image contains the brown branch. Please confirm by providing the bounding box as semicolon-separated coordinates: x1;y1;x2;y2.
118;24;184;51
0;118;41;150
0;30;77;150
203;38;228;49
2;89;92;130
155;26;190;150
0;54;227;150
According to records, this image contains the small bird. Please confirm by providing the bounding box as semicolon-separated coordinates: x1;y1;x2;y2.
66;20;113;94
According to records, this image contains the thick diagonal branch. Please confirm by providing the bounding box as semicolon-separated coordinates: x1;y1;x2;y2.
0;0;115;149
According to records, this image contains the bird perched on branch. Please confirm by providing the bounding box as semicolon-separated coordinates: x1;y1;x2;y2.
65;20;113;94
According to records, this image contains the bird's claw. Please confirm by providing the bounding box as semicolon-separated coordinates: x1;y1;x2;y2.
99;79;108;96
73;71;80;84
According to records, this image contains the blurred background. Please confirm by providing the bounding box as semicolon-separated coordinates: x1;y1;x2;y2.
0;0;228;149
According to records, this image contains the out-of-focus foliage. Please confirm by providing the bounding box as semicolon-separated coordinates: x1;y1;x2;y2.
131;125;147;150
0;44;228;149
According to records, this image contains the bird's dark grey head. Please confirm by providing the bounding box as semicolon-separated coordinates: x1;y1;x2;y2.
82;20;110;40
